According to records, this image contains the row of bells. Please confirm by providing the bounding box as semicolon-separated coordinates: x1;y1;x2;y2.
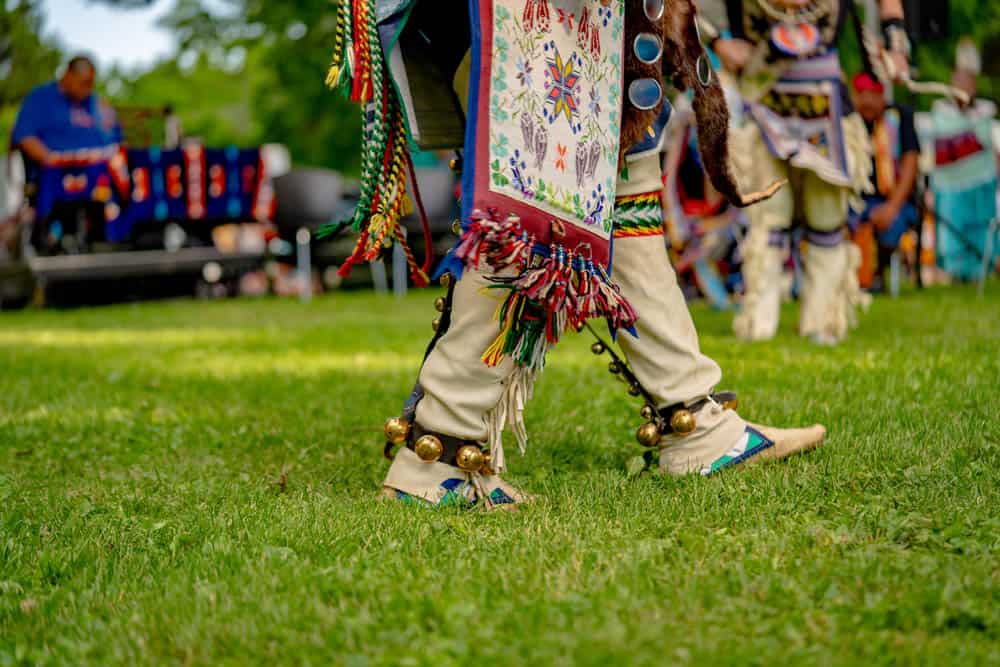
590;339;697;448
430;274;452;332
384;417;492;474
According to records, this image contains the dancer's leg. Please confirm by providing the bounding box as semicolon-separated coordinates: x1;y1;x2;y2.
799;172;869;344
382;270;528;507
610;175;825;476
613;229;748;474
730;125;794;341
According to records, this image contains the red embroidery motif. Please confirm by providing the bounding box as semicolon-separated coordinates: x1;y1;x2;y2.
132;168;149;203
556;8;575;30
209;165;226;198
62;173;88;194
523;0;551;33
577;7;591;49
167;165;184;199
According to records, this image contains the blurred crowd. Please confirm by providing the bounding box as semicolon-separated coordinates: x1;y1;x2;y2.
663;37;998;309
1;31;997;308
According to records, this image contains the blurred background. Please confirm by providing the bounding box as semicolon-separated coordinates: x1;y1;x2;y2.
1;0;998;309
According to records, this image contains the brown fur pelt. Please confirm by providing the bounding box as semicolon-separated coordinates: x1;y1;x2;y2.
619;4;664;165
621;0;782;207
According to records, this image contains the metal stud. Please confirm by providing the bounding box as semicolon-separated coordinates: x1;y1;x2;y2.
384;417;410;445
455;445;486;473
434;297;447;313
440;273;453;288
696;54;713;87
628;78;664;110
432;318;441;332
609;361;622;375
628;385;642;397
414;435;444;463
644;0;665;21
670;409;697;436
636;422;662;448
591;342;606;355
640;405;655;420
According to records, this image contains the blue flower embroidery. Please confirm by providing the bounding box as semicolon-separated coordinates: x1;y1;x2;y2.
516;58;534;88
492;133;510;158
491;94;510;122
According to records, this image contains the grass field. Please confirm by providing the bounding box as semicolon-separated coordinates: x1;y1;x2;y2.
1;283;999;665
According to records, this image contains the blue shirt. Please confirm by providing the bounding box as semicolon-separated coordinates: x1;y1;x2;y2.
11;81;122;154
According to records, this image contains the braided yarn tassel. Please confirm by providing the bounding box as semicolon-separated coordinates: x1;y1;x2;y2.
320;0;426;286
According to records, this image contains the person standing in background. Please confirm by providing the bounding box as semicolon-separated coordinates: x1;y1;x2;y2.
928;40;999;282
698;0;911;344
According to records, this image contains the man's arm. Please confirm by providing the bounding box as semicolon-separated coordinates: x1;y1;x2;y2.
879;0;904;20
696;0;753;73
877;0;910;79
16;137;51;166
871;107;921;230
886;150;918;211
11;89;52;165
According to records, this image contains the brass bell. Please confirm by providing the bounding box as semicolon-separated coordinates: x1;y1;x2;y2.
640;405;655;420
440;273;453;288
636;422;662;448
455;445;486;473
434;297;447;313
591;342;606;355
384;417;410;445
609;361;622;375
432;318;441;332
724;398;739;411
414;435;444;463
451;220;462;235
628;385;642;397
480;452;495;476
448;157;462;172
670;409;697;436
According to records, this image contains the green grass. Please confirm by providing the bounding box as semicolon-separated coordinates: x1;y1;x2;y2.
1;284;999;665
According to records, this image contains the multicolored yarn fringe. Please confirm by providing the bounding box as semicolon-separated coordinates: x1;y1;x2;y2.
613;192;665;238
454;210;638;371
320;0;429;286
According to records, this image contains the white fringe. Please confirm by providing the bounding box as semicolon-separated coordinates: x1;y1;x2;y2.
843;113;875;212
483;366;536;474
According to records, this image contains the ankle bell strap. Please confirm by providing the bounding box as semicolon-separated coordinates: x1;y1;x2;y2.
405;423;492;474
636;391;738;448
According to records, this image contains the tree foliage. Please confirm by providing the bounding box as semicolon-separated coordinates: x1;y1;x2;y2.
102;0;362;173
8;0;1000;170
0;1;62;143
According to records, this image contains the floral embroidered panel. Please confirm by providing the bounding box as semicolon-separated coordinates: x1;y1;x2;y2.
468;0;626;259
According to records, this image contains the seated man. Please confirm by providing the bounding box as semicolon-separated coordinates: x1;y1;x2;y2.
11;55;122;252
851;72;921;292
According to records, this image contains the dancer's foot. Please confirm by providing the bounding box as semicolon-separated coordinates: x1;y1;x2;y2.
655;400;826;476
382;447;530;510
696;422;827;476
